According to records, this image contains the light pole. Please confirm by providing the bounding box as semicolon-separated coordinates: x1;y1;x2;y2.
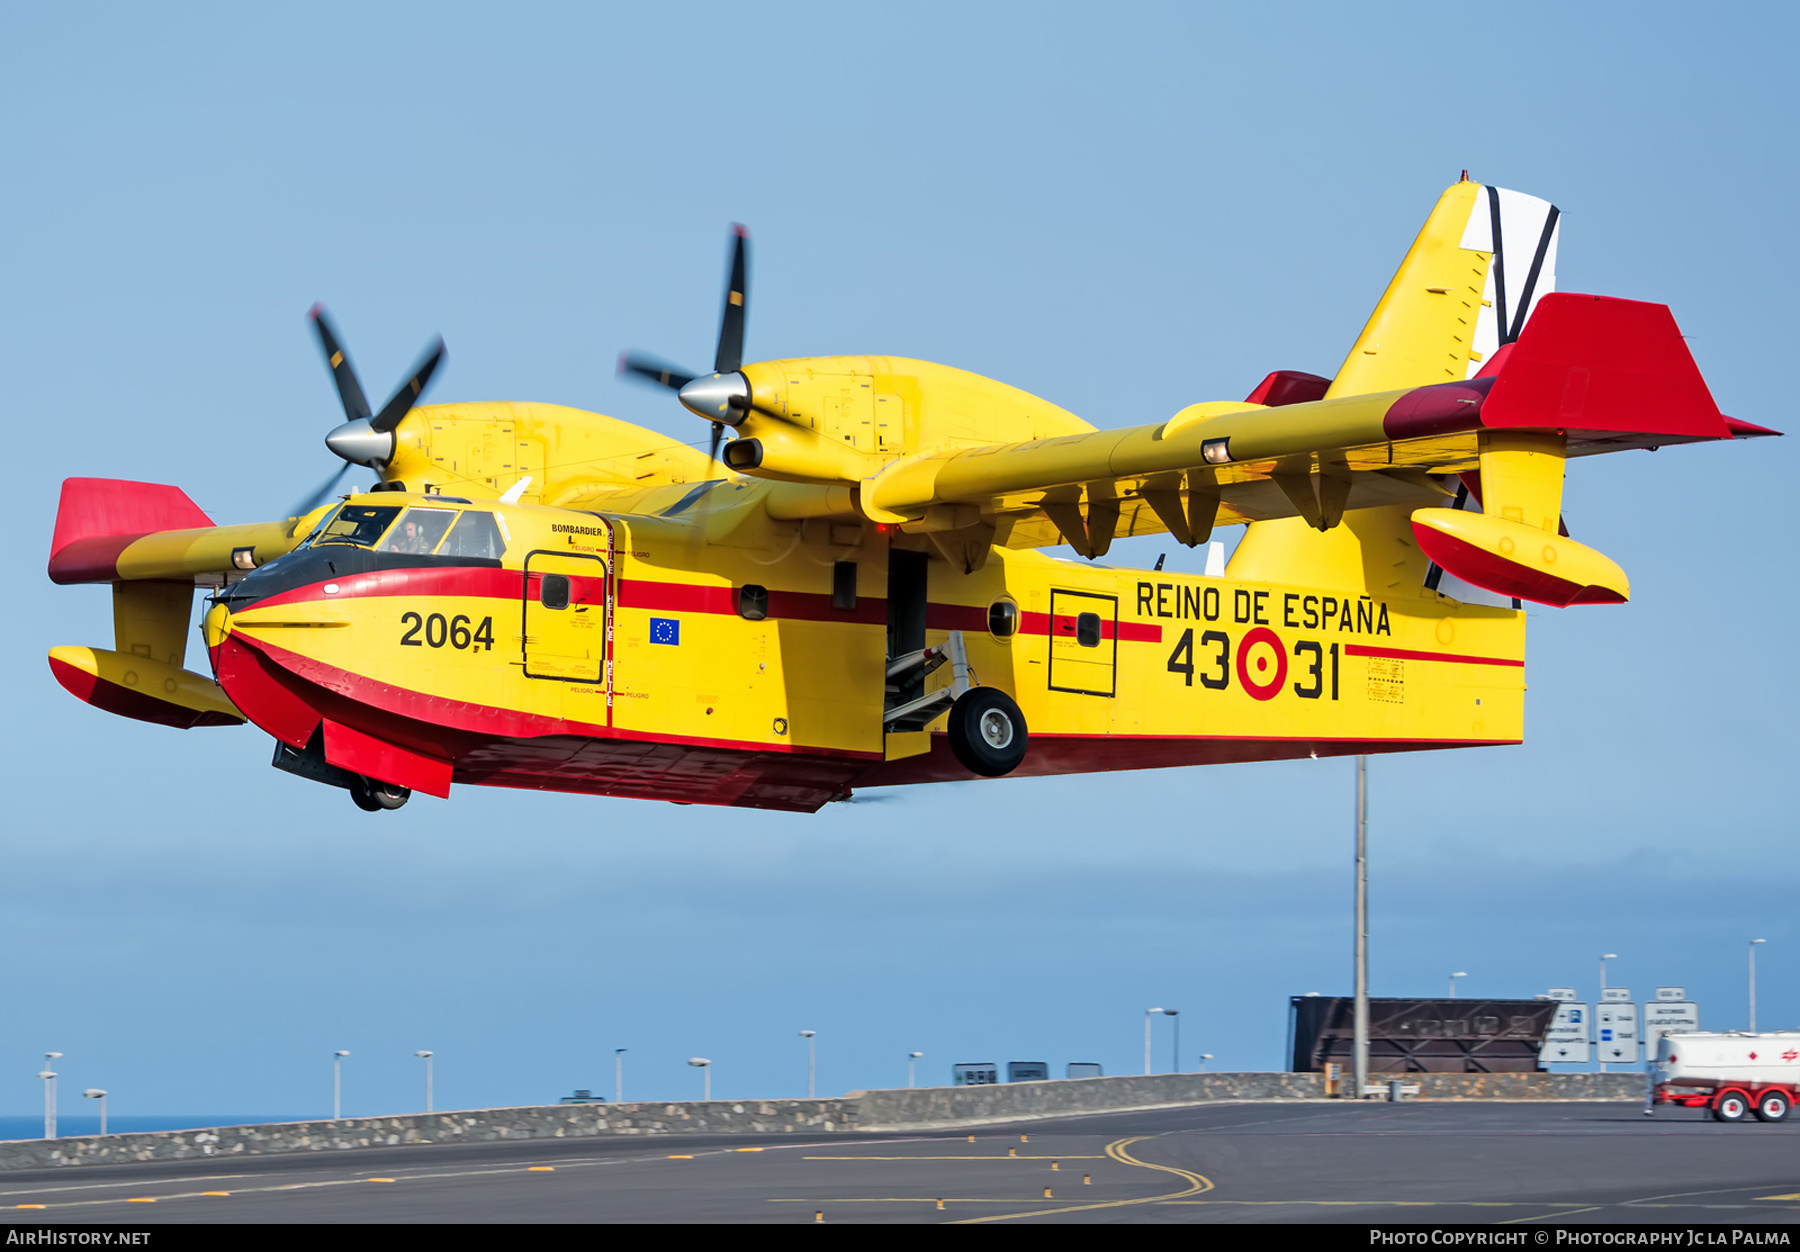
799;1031;816;1099
83;1089;107;1136
1449;972;1468;999
1144;1008;1163;1075
1750;939;1767;1032
908;1052;922;1089
688;1057;711;1101
1598;955;1617;1073
333;1051;349;1119
1143;1009;1176;1073
40;1055;62;1139
415;1051;434;1113
1197;1054;1214;1073
615;1049;627;1103
1353;756;1370;1101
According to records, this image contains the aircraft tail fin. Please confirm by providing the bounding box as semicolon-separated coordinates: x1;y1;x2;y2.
1327;180;1560;398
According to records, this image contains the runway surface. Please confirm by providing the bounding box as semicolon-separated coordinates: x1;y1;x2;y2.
1;1101;1797;1224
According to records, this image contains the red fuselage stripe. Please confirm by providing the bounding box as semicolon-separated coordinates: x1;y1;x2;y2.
1020;611;1162;644
1343;644;1523;667
249;568;1175;639
250;565;524;610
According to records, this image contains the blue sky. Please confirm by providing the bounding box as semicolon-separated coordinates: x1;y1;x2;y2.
2;2;1794;1121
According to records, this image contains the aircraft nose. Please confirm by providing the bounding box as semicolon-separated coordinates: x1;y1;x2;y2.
203;600;233;652
325;417;395;467
677;372;750;423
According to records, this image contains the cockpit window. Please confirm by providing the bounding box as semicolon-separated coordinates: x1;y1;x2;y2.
313;504;403;549
295;504;342;545
438;511;507;560
384;508;457;555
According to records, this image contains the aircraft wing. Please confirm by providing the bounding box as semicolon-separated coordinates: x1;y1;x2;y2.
47;478;319;586
860;293;1762;561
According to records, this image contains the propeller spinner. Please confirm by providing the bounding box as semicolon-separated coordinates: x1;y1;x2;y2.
314;306;445;467
619;224;753;465
287;307;445;524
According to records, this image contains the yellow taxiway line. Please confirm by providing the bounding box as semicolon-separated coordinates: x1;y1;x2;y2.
950;1137;1212;1224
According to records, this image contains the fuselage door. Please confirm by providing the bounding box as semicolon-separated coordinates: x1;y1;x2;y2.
1048;588;1117;697
523;551;608;682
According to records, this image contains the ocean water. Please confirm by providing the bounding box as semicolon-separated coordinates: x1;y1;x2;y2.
0;1115;303;1141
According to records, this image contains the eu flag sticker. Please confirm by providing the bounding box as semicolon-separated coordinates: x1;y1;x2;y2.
649;617;681;645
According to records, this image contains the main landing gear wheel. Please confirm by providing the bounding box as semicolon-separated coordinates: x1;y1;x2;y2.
350;776;411;812
947;687;1028;778
1755;1091;1790;1123
1712;1091;1750;1122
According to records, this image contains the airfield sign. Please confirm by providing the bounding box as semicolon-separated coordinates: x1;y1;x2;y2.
1596;1000;1640;1064
1644;1000;1701;1043
1541;1002;1591;1064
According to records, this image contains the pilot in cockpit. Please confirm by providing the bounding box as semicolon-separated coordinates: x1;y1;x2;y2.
388;518;428;554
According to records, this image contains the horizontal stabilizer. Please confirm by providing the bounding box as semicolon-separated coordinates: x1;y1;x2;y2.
48;646;244;729
1480;294;1729;441
1245;370;1331;407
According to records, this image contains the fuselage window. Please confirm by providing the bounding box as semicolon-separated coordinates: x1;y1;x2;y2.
988;599;1019;639
737;584;769;620
314;505;403;549
438;511;507;560
1076;612;1101;647
540;573;571;610
385;508;457;555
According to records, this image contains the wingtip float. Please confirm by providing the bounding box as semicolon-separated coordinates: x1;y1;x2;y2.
45;180;1771;813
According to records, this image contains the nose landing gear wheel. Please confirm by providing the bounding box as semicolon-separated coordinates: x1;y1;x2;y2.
947;688;1028;777
350;776;412;811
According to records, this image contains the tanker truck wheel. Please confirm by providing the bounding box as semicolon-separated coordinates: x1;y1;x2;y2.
947;688;1029;777
1712;1090;1750;1122
1754;1091;1790;1123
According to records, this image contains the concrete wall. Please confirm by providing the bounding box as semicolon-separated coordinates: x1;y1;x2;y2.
853;1071;1324;1129
1396;1072;1645;1101
0;1071;1646;1172
851;1070;1644;1129
0;1098;856;1172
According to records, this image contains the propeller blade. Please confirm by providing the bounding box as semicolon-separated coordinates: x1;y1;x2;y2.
708;421;724;470
310;305;373;422
618;351;698;391
713;225;748;375
287;462;354;529
370;337;446;433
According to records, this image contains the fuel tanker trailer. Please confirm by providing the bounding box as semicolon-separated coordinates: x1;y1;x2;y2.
1652;1032;1800;1123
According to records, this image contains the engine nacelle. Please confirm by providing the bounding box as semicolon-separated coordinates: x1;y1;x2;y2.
722;420;879;486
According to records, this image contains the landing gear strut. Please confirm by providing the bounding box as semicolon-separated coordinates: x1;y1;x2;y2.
350;775;411;811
